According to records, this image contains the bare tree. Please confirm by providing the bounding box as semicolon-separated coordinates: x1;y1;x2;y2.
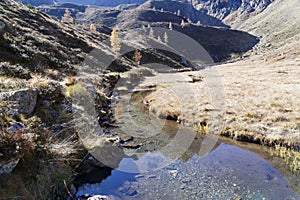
169;22;173;30
149;27;154;38
157;36;162;42
164;32;168;43
181;19;186;28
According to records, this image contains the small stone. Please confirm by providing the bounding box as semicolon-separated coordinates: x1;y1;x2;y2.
265;43;271;47
148;175;157;179
121;143;141;149
169;169;178;178
135;174;145;179
119;134;134;144
181;177;191;183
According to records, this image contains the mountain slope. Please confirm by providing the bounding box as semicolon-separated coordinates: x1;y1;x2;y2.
236;0;300;50
0;0;108;75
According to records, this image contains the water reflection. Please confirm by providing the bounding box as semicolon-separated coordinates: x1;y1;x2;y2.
75;143;300;200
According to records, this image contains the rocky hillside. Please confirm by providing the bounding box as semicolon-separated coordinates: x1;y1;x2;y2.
39;0;228;28
0;0;109;75
138;0;228;27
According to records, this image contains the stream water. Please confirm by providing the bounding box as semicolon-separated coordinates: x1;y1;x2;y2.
74;92;300;200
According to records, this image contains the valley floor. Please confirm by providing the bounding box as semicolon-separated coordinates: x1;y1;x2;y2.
139;41;300;149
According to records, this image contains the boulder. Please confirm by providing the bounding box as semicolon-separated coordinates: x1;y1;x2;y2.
37;81;64;100
0;88;38;115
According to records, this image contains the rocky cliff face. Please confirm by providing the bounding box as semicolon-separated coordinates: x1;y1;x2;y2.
58;0;147;7
193;0;275;25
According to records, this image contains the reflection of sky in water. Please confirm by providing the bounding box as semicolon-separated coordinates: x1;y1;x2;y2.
117;152;175;173
76;144;300;199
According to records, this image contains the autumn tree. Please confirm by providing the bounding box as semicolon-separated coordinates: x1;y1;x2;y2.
133;50;142;65
90;24;97;32
110;28;121;52
61;8;73;24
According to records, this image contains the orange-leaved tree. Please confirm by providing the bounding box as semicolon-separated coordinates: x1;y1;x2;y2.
110;28;121;53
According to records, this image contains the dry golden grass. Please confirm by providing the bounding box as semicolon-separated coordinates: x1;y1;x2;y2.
142;45;300;148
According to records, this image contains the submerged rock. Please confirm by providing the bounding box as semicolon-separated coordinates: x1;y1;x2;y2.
118;181;137;196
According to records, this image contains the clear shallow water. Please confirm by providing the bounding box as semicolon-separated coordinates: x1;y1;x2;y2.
75;143;300;200
75;92;300;200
